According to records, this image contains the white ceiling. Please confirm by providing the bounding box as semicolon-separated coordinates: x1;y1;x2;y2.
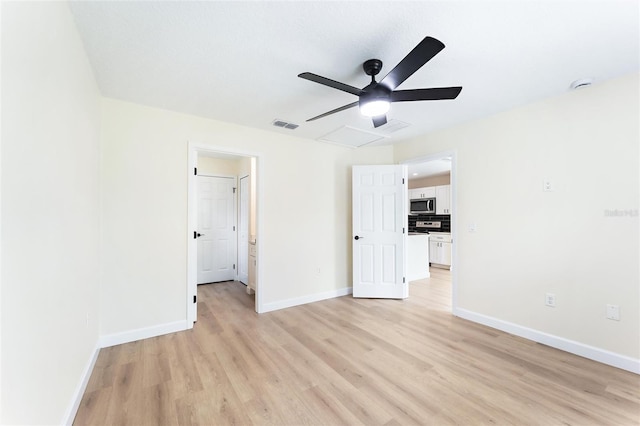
69;1;639;148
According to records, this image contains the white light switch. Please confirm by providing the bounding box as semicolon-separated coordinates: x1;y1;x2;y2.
468;222;476;233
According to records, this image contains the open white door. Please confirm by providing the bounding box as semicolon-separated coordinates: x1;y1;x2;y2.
352;165;408;299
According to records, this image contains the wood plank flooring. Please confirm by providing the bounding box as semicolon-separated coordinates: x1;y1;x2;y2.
74;269;640;425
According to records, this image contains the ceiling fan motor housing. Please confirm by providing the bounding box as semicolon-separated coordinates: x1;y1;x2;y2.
359;83;391;106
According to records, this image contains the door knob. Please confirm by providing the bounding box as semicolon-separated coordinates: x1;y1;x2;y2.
197;233;203;237
354;235;363;240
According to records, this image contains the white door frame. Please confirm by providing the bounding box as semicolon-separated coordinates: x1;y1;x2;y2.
400;150;458;312
187;142;263;326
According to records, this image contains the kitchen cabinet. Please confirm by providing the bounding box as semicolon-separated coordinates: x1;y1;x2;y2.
435;185;451;215
407;234;430;281
410;187;436;199
429;233;452;269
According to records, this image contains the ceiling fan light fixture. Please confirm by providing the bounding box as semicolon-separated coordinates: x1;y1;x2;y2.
360;99;390;117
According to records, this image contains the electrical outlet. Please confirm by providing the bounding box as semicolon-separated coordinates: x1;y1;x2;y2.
545;293;556;307
606;304;620;321
543;179;554;192
468;222;477;233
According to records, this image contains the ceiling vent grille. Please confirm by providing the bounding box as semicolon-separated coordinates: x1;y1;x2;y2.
272;119;299;130
318;126;386;148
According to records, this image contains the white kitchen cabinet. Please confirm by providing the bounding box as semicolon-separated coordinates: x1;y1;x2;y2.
429;233;452;269
435;185;451;215
407;234;430;281
410;187;436;199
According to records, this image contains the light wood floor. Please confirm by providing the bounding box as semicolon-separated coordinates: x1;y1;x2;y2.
75;269;640;425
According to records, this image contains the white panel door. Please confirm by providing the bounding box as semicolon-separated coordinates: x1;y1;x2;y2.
197;176;236;284
238;176;249;285
352;165;408;299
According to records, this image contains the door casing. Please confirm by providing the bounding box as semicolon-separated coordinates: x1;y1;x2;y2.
187;142;263;326
401;150;458;312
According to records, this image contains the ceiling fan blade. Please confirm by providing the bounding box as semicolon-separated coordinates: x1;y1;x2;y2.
298;72;362;96
372;115;387;128
306;101;359;122
379;36;445;91
390;86;462;102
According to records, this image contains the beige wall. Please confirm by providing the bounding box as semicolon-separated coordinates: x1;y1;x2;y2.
1;2;102;423
100;98;393;334
197;156;240;176
409;173;451;189
395;72;639;359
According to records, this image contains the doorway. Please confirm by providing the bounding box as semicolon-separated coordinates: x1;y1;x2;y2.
402;151;457;312
187;143;261;325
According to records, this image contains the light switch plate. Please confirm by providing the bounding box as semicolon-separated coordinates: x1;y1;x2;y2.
606;304;620;321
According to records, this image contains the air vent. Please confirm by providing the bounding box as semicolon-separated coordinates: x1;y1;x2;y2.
272;119;299;130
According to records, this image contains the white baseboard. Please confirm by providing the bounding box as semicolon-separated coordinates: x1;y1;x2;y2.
99;320;190;348
261;287;353;313
63;320;190;424
454;307;640;374
62;342;100;426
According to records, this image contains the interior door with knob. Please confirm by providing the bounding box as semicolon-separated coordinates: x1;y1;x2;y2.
197;175;236;284
352;165;408;298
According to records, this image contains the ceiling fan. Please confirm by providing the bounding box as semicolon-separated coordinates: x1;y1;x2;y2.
298;36;462;128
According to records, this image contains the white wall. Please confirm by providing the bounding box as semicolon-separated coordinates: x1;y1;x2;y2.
1;2;102;424
395;73;639;361
100;98;393;334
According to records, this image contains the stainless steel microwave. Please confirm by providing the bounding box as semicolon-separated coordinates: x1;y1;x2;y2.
410;198;436;214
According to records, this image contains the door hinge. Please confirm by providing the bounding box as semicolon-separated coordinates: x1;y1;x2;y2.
403;277;406;283
233;264;236;270
403;227;405;234
402;178;405;184
233;187;236;194
193;295;197;303
194;167;197;175
233;226;236;231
